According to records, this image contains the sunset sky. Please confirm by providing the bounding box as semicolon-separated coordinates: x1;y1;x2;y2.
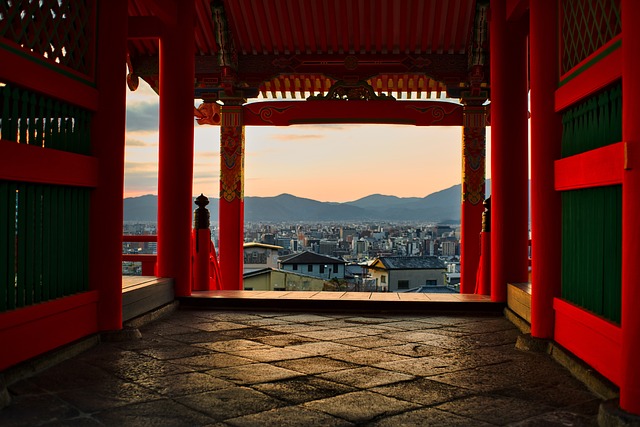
124;80;493;203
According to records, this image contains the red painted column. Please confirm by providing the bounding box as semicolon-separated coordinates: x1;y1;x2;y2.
529;0;562;339
489;0;530;302
89;0;128;331
460;99;487;294
157;0;195;297
219;100;245;290
621;0;640;414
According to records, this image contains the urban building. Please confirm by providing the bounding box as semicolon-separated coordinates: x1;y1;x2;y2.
368;256;446;292
279;251;346;280
243;242;283;271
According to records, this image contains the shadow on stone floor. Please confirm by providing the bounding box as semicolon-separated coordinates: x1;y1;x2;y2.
0;310;601;426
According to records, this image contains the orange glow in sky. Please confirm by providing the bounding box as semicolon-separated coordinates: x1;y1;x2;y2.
124;81;492;202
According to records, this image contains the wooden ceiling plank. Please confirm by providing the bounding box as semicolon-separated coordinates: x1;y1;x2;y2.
237;0;261;54
326;0;339;54
364;0;373;53
195;0;217;54
251;0;274;54
392;0;402;54
343;0;360;54
274;0;294;54
400;0;411;54
194;25;206;55
298;0;316;54
381;0;390;54
224;0;250;54
262;0;285;54
457;0;474;53
358;0;366;53
410;0;424;54
424;0;436;54
307;1;322;53
312;0;328;53
443;0;462;54
291;0;312;54
286;0;307;54
429;0;449;54
375;0;384;53
344;0;354;54
435;0;448;54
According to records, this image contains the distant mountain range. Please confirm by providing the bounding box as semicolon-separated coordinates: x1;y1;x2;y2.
124;181;495;223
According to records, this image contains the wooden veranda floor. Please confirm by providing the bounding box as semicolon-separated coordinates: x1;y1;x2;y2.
122;277;502;316
181;290;501;314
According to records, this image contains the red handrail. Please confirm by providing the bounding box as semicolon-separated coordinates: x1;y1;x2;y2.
122;235;157;276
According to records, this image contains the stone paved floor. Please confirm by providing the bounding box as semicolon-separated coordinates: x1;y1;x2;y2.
0;309;601;426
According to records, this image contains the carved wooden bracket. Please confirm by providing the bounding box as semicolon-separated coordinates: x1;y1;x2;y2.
194;102;221;125
308;80;395;101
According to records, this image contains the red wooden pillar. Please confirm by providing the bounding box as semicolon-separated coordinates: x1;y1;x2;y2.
219;100;245;290
621;0;640;414
157;0;195;297
489;0;530;302
529;0;562;339
89;0;128;331
460;99;487;294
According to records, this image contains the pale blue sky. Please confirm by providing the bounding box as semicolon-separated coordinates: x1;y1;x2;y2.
124;80;493;202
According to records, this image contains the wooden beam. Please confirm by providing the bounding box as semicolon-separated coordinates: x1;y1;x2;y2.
556;36;622;112
554;142;626;191
554;298;621;385
0;41;98;111
242;100;463;126
0;140;98;187
0;291;99;370
132;52;468;86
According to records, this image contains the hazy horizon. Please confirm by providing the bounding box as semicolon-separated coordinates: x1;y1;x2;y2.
125;81;492;203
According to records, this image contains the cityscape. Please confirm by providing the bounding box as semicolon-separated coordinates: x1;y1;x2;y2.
123;218;463;293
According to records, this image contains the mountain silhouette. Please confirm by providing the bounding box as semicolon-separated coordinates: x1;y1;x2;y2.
124;182;496;223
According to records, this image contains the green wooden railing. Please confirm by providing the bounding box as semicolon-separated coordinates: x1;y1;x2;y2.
1;84;91;154
0;84;92;313
0;183;90;312
561;83;622;323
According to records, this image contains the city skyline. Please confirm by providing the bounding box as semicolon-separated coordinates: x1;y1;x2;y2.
125;80;493;203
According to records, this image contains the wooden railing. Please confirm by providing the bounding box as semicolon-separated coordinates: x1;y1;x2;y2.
122;235;157;276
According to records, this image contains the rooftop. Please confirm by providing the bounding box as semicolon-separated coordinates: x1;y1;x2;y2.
279;251;346;265
375;256;447;270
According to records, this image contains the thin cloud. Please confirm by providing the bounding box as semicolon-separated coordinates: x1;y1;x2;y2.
126;138;150;147
297;124;360;131
194;151;219;158
124;160;157;193
126;101;159;132
125;161;158;173
270;134;324;141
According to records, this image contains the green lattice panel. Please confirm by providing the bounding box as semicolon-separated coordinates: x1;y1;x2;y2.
0;182;89;312
0;0;95;76
0;84;91;154
561;0;621;75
